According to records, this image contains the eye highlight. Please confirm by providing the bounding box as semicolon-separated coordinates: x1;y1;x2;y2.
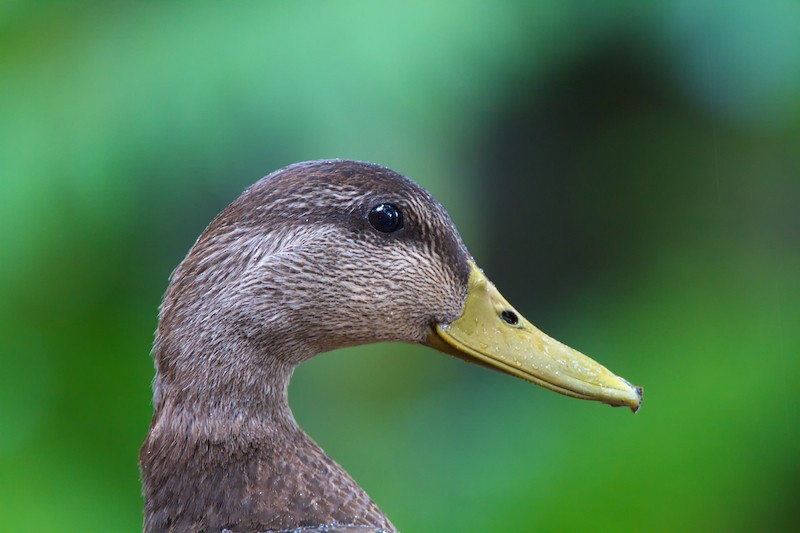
368;203;403;233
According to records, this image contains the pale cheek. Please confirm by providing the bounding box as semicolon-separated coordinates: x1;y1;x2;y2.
244;238;462;347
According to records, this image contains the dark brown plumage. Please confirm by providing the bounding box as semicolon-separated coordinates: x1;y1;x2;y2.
140;159;642;532
140;161;471;532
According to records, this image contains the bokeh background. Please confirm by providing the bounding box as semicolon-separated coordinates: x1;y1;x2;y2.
2;1;798;531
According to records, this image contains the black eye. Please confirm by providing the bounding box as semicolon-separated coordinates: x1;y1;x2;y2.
368;203;403;233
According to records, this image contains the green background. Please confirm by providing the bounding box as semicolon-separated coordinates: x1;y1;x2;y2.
2;1;798;531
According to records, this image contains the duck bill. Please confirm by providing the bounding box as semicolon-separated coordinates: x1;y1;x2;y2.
429;261;642;412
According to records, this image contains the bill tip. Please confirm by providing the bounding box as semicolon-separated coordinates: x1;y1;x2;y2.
630;385;644;413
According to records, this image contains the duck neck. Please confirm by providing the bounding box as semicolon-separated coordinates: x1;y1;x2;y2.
140;345;395;533
148;354;299;441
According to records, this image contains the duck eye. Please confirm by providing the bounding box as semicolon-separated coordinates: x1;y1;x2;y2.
368;203;403;233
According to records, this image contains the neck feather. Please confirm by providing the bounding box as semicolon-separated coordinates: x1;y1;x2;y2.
140;343;395;533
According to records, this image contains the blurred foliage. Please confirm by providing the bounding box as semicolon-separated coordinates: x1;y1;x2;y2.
1;1;798;531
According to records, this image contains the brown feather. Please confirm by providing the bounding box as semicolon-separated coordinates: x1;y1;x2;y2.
140;160;471;532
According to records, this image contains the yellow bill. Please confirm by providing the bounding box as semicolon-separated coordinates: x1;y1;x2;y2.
429;261;642;412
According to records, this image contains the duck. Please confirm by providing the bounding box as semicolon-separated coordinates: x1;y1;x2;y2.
139;160;642;533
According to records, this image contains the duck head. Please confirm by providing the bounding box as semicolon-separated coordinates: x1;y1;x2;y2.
143;159;642;532
154;160;641;413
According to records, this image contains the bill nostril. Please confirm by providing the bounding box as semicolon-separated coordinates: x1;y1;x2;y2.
500;309;519;326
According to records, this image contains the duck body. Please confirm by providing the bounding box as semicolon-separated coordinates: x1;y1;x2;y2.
140;160;641;532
